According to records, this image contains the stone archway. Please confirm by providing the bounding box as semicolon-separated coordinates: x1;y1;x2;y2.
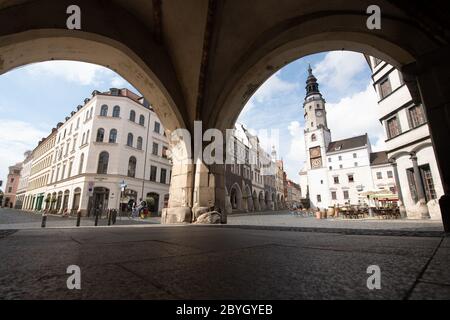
229;183;243;212
245;185;253;212
259;192;265;211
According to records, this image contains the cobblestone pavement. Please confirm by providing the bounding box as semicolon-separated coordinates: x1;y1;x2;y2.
227;211;444;232
0;225;448;299
0;208;160;229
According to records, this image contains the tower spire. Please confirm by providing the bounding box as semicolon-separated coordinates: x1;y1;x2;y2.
305;65;321;98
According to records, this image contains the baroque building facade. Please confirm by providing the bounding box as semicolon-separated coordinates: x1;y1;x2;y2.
225;123;288;214
18;88;171;216
299;66;396;210
368;56;444;220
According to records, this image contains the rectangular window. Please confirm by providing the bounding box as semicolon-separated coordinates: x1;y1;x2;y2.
152;142;159;156
348;174;354;183
421;165;437;201
387;116;401;138
377;172;383;180
373;57;382;67
160;168;167;184
343;190;349;200
354;162;358;167
334;176;339;184
379;77;392;99
353;153;357;159
331;191;337;200
339;165;343;169
150;166;157;182
154;122;161;134
387;171;393;178
162;146;168;159
317;195;322;203
408;105;426;128
338;156;342;161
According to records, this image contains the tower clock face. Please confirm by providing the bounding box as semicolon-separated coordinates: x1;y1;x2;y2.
316;110;323;117
311;158;322;168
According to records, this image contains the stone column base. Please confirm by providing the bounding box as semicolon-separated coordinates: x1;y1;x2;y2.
161;207;192;224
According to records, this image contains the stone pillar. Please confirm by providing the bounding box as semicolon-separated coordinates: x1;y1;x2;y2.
390;159;407;218
161;133;194;224
404;49;450;230
162;160;194;224
410;153;431;219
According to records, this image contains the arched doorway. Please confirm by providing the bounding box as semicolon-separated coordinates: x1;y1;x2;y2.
229;183;243;211
56;192;63;213
259;192;265;211
88;187;110;217
146;193;160;216
62;190;70;213
246;186;253;212
253;191;259;212
72;188;82;213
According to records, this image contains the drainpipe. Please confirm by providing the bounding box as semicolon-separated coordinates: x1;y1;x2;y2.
141;110;151;201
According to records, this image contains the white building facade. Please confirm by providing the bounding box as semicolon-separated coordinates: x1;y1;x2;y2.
368;56;444;220
300;66;396;210
22;88;171;216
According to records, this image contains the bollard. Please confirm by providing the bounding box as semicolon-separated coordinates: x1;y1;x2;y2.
76;211;81;227
41;213;47;228
94;209;99;226
108;210;112;226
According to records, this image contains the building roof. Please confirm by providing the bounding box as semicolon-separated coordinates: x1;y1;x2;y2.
370;151;390;166
327;134;368;153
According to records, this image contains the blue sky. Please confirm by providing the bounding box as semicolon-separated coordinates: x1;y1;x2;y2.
0;51;385;188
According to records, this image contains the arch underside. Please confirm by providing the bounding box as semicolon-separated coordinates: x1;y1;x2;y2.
0;30;185;133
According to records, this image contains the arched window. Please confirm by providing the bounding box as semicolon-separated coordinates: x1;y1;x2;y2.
139;115;145;126
89;107;93;119
112;105;120;118
82;133;86;145
137;137;143;150
311;134;317;142
96;128;105;142
100;105;108;117
78;153;84;174
109;129;117;143
129;110;136;122
97;152;109;174
127;133;134;147
128;156;137;178
86;130;90;143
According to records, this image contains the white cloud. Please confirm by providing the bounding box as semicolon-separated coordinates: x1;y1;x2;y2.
25;61;125;87
326;84;386;151
286;121;306;163
313;51;367;95
0;120;47;186
240;72;298;117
